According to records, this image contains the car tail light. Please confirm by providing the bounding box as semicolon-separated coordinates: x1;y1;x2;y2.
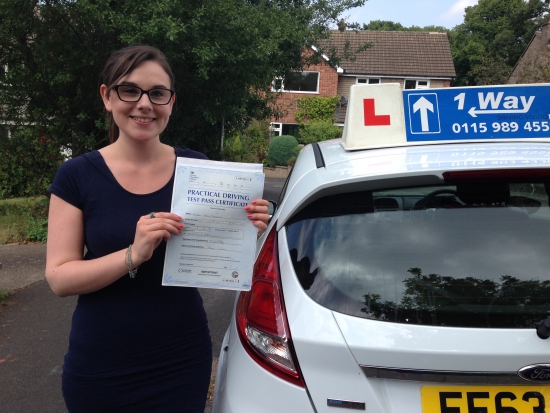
444;169;550;182
236;226;305;388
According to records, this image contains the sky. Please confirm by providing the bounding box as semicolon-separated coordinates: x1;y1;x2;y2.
348;0;479;30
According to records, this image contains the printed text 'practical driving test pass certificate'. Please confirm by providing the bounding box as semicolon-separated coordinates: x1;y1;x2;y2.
162;158;264;291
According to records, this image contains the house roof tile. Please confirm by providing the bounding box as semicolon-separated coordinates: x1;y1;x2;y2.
326;30;456;78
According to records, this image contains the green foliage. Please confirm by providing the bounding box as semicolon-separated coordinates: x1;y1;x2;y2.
223;120;271;163
0;0;367;197
245;120;271;162
0;289;8;302
286;156;297;166
0;197;49;244
0;128;64;198
232;136;244;155
299;120;342;144
267;135;300;167
295;95;340;124
449;0;550;85
362;20;449;33
25;216;49;243
468;55;512;85
294;96;341;145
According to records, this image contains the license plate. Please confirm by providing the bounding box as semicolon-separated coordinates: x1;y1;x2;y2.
421;385;550;413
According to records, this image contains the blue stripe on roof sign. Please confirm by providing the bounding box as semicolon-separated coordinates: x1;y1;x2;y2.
403;85;550;142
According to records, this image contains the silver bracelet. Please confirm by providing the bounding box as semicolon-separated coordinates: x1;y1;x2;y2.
125;244;139;278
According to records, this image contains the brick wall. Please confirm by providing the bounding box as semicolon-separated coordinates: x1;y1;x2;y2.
337;77;355;99
271;61;338;124
430;79;448;88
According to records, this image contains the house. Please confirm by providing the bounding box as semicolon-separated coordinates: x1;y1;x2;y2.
270;30;456;135
508;23;550;84
270;48;340;137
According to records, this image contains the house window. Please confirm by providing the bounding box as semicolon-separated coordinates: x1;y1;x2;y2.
270;123;300;138
273;72;319;93
405;79;430;89
282;124;300;138
357;78;380;84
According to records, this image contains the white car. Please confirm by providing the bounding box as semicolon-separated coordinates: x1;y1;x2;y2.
212;83;550;413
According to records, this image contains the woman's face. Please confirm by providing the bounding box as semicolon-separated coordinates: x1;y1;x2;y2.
100;60;175;144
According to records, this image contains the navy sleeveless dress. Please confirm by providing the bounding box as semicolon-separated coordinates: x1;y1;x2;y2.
49;148;212;413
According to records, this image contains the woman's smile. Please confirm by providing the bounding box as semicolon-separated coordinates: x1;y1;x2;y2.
132;116;155;124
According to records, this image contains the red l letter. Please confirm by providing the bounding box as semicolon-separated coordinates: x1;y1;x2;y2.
363;99;391;126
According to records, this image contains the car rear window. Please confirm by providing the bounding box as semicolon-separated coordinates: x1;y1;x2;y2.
285;180;550;328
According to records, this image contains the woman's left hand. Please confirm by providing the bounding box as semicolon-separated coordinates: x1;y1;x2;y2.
245;199;270;234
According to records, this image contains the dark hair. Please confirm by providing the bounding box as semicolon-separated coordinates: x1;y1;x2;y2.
101;45;175;143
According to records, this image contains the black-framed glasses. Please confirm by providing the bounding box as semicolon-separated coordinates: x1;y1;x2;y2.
113;84;174;105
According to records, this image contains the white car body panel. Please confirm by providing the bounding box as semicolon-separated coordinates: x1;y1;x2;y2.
333;312;550;372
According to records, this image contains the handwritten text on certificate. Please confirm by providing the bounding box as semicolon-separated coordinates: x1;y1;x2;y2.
162;158;264;291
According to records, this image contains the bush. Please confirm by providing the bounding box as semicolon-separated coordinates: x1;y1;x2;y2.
295;95;340;123
25;216;49;243
0;196;49;244
0;128;63;198
223;120;270;163
299;120;343;144
267;135;300;166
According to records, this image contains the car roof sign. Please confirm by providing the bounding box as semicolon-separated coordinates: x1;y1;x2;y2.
341;83;405;150
340;83;550;151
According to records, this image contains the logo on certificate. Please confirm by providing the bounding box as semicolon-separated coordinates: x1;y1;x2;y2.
232;271;239;278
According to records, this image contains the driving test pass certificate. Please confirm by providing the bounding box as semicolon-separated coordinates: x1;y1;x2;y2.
162;157;264;291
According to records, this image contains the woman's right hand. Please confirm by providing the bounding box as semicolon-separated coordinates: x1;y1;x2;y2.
131;212;184;266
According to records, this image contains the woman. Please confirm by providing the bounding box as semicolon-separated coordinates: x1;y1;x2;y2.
45;45;269;412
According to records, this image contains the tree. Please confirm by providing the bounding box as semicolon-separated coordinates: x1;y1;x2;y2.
361;20;448;33
450;0;550;85
0;0;366;197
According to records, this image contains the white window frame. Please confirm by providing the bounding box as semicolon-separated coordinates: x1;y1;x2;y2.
404;79;431;90
270;122;282;137
356;77;381;85
272;71;320;94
